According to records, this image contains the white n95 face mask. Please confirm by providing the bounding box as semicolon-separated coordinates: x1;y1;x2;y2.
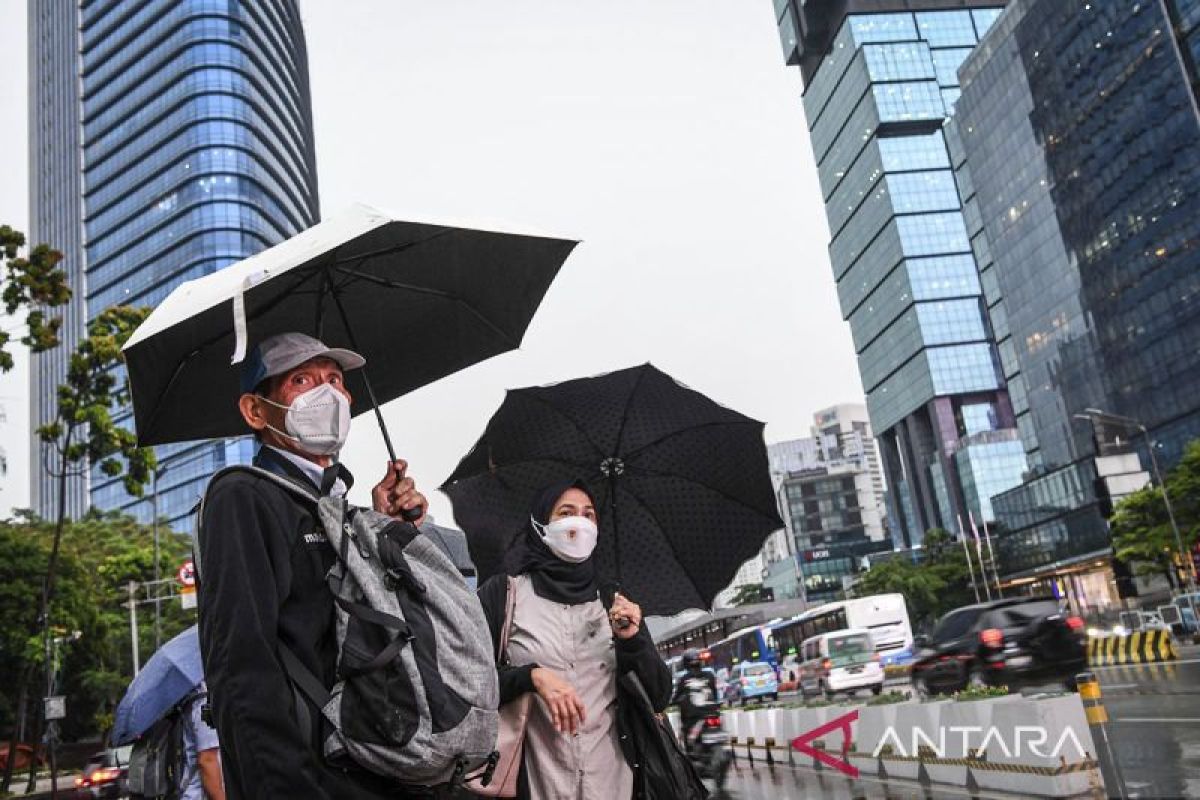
260;383;351;456
532;515;599;563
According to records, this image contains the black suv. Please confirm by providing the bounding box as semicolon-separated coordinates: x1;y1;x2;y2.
911;597;1088;695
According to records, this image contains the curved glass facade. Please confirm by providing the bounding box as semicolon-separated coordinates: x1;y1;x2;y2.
78;0;319;531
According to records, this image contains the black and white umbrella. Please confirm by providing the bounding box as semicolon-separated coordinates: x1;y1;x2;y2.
123;203;577;462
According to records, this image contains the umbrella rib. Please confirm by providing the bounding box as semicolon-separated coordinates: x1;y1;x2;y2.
331;266;521;350
331;266;456;300
622;419;762;462
333;230;454;267
625;461;783;525
520;391;609;460
612;479;707;610
611;365;651;457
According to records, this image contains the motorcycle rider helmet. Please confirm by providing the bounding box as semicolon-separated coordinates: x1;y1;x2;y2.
682;648;703;670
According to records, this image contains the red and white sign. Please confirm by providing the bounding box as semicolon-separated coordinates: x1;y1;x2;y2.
177;560;196;587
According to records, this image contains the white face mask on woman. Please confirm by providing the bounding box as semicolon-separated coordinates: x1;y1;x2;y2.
531;515;599;563
258;383;351;456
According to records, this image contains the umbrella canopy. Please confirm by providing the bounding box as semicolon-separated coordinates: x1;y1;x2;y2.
441;364;784;616
112;626;202;745
123;203;578;447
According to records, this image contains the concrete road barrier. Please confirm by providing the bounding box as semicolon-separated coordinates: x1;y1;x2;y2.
1088;630;1179;666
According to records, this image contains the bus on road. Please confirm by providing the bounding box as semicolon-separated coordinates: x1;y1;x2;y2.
774;595;913;663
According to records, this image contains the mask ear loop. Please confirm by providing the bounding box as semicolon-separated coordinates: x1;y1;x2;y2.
530;516;548;539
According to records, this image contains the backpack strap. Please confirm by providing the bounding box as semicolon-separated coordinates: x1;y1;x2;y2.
193;464;320;582
278;645;333;712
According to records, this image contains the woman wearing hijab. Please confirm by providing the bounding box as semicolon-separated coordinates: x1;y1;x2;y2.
475;479;672;799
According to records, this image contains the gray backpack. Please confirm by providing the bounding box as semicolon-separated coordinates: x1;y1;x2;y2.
195;466;500;787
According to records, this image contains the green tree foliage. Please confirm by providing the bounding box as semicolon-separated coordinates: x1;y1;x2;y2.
854;528;980;628
730;583;766;607
0;511;192;742
1109;440;1200;588
5;305;157;791
0;225;71;372
36;305;156;606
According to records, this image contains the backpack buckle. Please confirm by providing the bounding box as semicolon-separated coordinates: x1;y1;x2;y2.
385;566;427;595
478;751;500;787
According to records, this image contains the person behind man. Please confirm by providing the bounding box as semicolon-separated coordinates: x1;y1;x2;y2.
178;681;222;800
671;649;719;752
197;332;429;799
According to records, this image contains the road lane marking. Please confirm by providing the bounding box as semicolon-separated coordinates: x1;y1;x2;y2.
1114;717;1200;723
1101;683;1139;690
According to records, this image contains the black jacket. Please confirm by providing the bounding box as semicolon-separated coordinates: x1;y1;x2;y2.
475;574;672;798
671;669;719;724
197;448;418;799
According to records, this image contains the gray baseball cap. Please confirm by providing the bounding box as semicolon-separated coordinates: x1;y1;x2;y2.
240;332;366;393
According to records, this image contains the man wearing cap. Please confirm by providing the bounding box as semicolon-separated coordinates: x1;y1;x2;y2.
197;332;429;799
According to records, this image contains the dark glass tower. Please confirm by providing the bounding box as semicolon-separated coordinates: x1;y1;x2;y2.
955;0;1200;589
30;0;320;530
773;1;1025;547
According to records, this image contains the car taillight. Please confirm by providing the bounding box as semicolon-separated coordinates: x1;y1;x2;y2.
980;628;1004;647
93;767;121;783
705;716;722;728
741;677;750;685
872;652;881;662
74;776;86;788
822;659;832;670
1066;616;1085;631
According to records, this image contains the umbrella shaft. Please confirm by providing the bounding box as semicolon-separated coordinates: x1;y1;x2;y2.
328;278;420;523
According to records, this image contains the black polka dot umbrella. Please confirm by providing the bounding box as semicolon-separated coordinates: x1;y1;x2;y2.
440;364;784;616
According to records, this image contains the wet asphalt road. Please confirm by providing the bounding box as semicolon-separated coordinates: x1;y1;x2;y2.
720;652;1200;800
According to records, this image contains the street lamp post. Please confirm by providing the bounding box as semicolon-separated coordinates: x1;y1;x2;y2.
1077;409;1199;615
152;467;160;651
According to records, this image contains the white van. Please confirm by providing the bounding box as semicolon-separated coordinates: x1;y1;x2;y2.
797;628;884;699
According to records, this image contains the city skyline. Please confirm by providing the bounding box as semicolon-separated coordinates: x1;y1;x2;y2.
0;1;859;524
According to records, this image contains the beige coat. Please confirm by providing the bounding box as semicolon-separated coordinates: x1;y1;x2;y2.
506;576;633;800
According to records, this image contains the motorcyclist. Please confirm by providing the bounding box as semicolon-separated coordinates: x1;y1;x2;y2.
671;649;719;753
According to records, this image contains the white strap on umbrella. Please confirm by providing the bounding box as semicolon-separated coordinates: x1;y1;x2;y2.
230;269;271;364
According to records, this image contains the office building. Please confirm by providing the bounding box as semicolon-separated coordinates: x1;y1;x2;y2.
953;0;1200;599
769;403;893;603
772;1;1027;549
29;0;320;529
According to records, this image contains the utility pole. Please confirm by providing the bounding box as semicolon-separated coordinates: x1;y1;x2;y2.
127;581;140;677
152;468;161;651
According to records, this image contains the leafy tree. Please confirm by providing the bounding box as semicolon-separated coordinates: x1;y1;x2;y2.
730;582;766;607
5;306;156;792
1109;439;1200;588
0;512;191;782
0;225;71;372
854;529;978;629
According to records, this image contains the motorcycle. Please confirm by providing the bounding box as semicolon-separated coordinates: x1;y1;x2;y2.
684;703;732;795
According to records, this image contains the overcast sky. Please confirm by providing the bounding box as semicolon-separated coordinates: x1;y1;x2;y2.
0;0;863;522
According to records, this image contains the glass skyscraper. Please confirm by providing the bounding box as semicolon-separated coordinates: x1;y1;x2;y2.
29;0;319;530
773;1;1026;547
954;0;1200;587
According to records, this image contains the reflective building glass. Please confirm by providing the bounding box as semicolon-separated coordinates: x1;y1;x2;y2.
776;1;1021;544
957;0;1200;472
956;0;1200;579
31;0;319;530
